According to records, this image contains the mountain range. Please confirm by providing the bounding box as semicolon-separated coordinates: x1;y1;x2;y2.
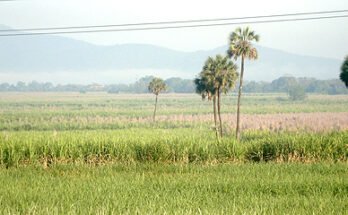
0;24;342;84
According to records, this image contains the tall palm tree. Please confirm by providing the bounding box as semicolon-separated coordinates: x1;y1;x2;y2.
148;77;167;121
227;26;259;139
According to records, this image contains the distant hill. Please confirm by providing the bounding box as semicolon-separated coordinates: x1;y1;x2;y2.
0;24;342;83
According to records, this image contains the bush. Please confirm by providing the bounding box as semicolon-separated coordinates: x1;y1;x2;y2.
288;85;307;101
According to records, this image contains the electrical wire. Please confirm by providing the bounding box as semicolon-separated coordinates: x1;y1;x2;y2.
0;9;347;32
0;14;347;36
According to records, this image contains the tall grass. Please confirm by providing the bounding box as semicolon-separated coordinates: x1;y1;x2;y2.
1;129;346;167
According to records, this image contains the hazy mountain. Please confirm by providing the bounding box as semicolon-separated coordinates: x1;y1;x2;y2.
0;24;342;84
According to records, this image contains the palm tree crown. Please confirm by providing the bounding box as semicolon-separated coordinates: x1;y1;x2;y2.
196;55;238;99
148;78;167;95
227;27;259;60
213;55;239;94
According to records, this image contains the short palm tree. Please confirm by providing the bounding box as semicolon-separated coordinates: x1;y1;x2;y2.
209;55;238;137
195;69;219;141
227;26;259;139
195;55;238;140
148;77;167;121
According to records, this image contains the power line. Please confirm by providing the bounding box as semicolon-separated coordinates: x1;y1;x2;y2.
0;14;347;37
1;9;347;33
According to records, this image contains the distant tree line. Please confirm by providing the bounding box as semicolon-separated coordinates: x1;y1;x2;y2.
107;76;195;94
243;76;348;94
0;76;347;94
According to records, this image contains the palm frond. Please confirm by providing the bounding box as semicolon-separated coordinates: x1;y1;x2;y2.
148;77;167;95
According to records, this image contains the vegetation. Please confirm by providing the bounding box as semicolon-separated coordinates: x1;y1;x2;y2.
195;55;238;140
1;25;347;215
0;129;347;167
1;93;347;130
227;27;260;139
288;84;307;101
0;93;347;167
1;76;347;94
194;66;220;140
213;56;238;137
1;163;347;214
340;55;348;88
148;77;168;121
0;92;347;214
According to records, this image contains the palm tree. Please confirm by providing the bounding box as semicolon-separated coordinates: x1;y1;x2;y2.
195;55;238;140
195;69;219;141
148;77;167;121
227;26;259;139
211;55;238;137
340;55;348;88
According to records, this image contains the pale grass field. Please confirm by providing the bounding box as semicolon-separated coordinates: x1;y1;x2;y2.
28;112;347;132
1;92;347;132
134;112;348;132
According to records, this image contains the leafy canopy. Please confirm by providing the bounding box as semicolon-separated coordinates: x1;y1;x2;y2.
148;77;168;95
340;55;348;88
288;84;307;101
227;26;259;60
195;55;238;100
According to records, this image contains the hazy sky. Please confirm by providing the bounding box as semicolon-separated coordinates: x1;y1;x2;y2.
1;0;348;60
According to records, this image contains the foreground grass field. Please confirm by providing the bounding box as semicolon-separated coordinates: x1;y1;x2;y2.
0;163;347;214
0;93;347;214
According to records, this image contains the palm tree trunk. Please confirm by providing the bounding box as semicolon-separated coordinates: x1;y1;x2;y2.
153;95;158;121
217;89;223;138
213;95;220;141
236;56;245;140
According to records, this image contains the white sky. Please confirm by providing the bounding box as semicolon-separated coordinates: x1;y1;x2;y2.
0;0;348;59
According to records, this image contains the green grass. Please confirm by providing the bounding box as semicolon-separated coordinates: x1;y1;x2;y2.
0;92;347;214
0;163;347;214
1;129;347;167
1;93;347;121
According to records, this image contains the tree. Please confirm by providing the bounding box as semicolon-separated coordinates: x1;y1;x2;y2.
195;55;238;140
16;81;26;91
148;77;168;121
288;84;307;100
227;26;259;139
195;69;219;141
165;77;195;93
340;55;348;88
270;76;297;92
210;55;238;137
0;83;9;91
131;76;155;93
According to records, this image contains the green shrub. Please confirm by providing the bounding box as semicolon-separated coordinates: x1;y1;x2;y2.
288;85;307;100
